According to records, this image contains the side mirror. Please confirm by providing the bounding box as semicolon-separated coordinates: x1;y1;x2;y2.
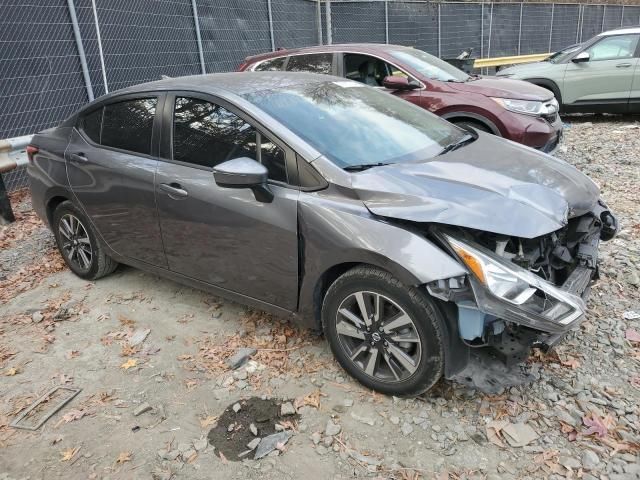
213;157;273;202
382;75;420;91
572;51;590;63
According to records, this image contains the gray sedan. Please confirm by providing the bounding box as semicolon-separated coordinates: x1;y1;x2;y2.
27;72;617;395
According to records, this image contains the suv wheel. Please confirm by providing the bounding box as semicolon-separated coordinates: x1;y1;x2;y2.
453;120;493;135
53;201;118;280
322;266;445;396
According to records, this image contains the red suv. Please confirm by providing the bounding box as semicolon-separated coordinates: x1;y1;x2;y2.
238;44;563;152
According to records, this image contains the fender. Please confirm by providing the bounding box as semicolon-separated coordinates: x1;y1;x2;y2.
295;194;466;327
440;110;502;136
522;78;562;105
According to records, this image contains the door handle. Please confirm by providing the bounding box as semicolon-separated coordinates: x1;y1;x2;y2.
68;152;88;163
616;63;632;68
159;182;188;199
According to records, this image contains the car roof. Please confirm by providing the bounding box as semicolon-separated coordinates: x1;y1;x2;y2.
599;26;640;37
96;71;341;99
245;43;412;62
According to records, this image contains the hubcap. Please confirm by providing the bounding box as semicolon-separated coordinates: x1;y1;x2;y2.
335;291;421;383
59;214;92;271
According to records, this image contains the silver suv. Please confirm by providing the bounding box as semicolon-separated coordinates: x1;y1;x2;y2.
497;27;640;114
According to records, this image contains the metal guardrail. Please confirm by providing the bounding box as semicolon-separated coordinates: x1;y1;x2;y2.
0;135;32;223
473;53;551;69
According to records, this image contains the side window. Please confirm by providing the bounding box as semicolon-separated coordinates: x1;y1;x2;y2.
81;107;103;143
258;134;287;183
343;53;393;87
586;34;639;61
101;98;157;155
254;57;285;71
286;53;333;74
173;97;256;169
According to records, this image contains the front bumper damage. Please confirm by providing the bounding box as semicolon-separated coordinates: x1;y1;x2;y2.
429;203;618;393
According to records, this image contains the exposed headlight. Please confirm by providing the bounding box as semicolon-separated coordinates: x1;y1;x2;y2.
444;234;584;332
491;97;558;117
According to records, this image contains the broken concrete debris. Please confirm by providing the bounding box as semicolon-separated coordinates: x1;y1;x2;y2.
227;347;257;370
254;431;293;460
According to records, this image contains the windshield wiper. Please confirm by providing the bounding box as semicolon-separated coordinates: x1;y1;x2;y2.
343;162;390;172
438;133;476;156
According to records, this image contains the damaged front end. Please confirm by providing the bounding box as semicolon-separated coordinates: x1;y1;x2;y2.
426;201;618;393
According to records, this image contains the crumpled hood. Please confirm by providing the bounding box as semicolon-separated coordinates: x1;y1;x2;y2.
353;133;600;238
449;76;554;101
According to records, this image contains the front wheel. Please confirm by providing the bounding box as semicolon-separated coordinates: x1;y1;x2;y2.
322;266;445;396
52;201;118;280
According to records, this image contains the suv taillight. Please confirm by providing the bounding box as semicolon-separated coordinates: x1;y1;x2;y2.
26;145;39;163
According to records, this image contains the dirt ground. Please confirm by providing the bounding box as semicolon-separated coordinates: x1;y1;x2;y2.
1;115;639;480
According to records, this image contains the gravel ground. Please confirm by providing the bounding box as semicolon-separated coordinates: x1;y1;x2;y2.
0;114;639;480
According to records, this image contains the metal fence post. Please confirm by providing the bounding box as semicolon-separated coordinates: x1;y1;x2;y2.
91;0;108;94
67;0;94;102
437;3;441;58
325;0;332;45
620;5;625;27
191;0;206;73
548;3;554;53
487;3;494;60
316;0;323;45
517;3;523;55
384;1;389;44
575;5;581;43
601;5;606;33
267;0;275;52
480;3;484;59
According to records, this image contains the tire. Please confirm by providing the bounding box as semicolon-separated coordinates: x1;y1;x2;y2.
322;266;445;396
52;201;118;280
453;120;494;135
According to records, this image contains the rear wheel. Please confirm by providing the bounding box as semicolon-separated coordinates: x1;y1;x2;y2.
322;266;445;396
53;201;118;280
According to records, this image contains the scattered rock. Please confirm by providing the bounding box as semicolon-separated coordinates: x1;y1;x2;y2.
280;402;296;416
559;456;582;470
227;348;257;370
247;438;261;450
31;311;43;323
324;420;341;437
350;410;375;426
232;403;241;413
582;450;600;470
193;438;208;452
502;423;538;447
133;402;152;417
250;423;258;436
254;431;293;460
128;328;150;347
401;423;414;436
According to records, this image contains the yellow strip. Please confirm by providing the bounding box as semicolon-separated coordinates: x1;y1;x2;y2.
473;53;551;69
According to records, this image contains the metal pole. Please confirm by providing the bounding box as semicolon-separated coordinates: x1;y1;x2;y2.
517;3;523;56
384;1;389;45
325;0;332;45
480;3;484;59
191;0;206;73
575;5;581;44
601;5;606;33
91;0;108;94
437;3;441;58
620;5;624;27
548;3;554;53
267;0;275;52
487;3;493;60
316;0;323;45
67;0;94;102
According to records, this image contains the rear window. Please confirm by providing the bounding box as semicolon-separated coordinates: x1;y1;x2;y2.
286;53;333;74
101;98;157;155
254;57;285;71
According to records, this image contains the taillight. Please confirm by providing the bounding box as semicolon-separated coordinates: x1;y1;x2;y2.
26;145;39;163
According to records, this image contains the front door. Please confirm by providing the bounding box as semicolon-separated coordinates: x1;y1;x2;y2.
154;94;299;310
563;33;640;111
66;96;167;267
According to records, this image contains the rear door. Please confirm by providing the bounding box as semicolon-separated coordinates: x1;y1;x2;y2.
66;95;167;267
563;33;640;111
154;93;299;310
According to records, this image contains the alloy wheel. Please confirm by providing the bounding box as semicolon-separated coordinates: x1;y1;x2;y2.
58;213;93;272
334;291;422;383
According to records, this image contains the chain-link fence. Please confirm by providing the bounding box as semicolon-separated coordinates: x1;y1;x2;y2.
2;0;640;191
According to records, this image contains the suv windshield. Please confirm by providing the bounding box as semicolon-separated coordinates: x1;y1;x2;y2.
389;48;470;82
244;81;466;169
